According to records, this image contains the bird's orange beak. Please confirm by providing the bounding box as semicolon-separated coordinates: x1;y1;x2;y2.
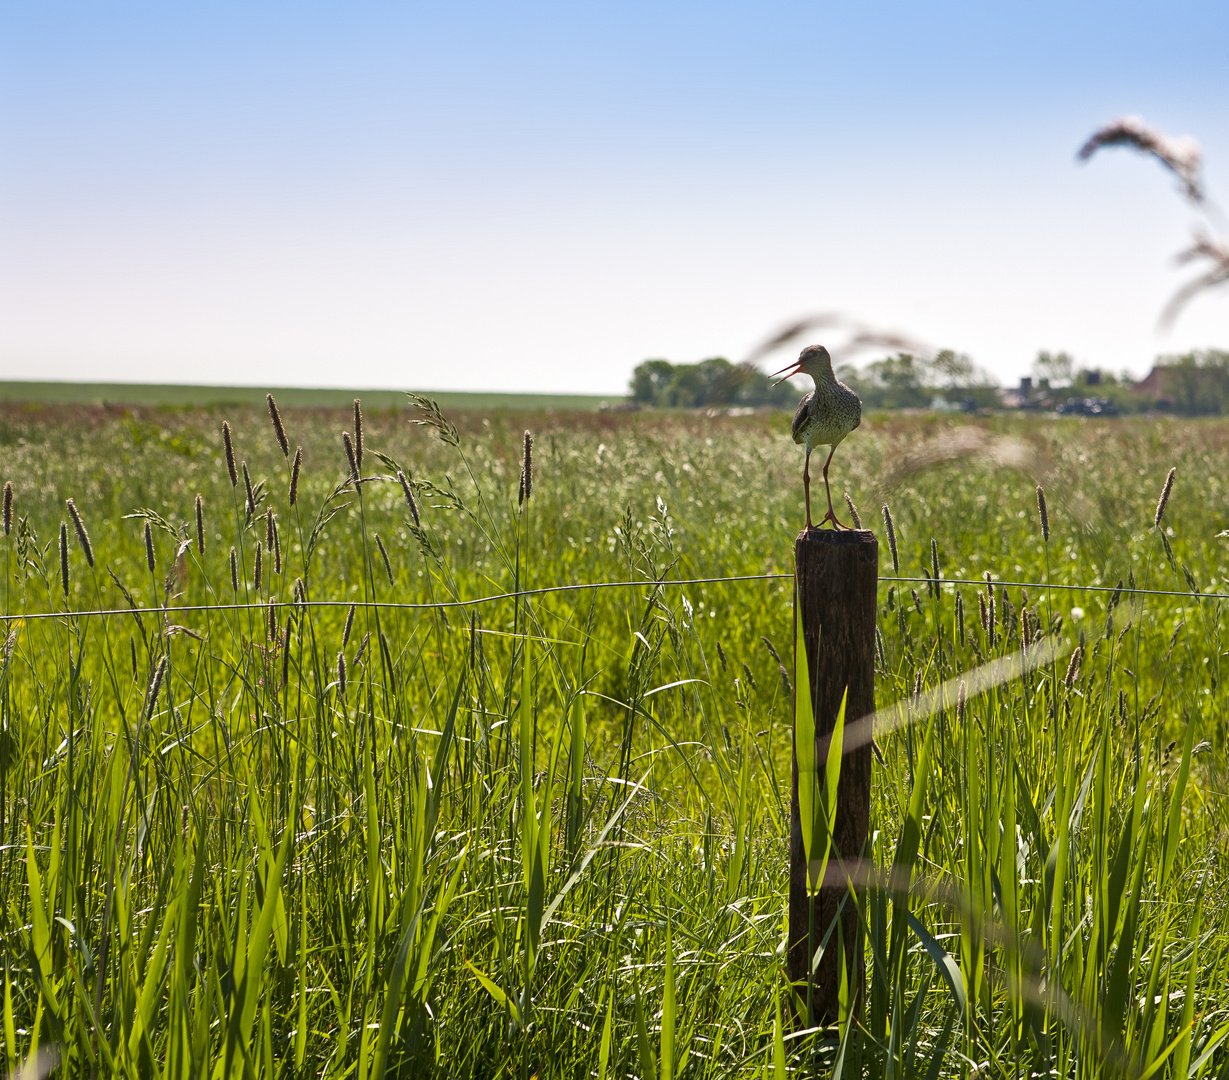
769;360;803;388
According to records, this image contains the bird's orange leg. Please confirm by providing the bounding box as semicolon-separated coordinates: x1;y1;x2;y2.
816;446;852;529
803;447;813;528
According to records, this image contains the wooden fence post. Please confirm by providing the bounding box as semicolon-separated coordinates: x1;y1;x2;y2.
788;526;878;1024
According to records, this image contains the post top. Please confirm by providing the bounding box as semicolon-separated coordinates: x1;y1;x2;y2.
795;527;877;545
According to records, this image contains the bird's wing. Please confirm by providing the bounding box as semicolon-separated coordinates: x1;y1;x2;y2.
790;393;812;444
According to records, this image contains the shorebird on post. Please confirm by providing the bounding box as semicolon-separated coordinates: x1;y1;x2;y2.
771;344;862;529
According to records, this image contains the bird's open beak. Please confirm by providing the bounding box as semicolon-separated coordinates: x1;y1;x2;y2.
769;360;803;388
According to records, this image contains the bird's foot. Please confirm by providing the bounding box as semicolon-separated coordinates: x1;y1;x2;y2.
816;508;852;530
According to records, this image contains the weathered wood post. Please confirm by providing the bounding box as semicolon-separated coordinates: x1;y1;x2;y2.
788;526;877;1024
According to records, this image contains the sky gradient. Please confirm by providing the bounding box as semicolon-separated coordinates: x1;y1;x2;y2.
1;1;1227;393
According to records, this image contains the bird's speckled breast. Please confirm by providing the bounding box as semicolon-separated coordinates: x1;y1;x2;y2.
791;377;861;448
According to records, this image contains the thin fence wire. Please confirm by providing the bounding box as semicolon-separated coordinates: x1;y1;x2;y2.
0;572;1219;623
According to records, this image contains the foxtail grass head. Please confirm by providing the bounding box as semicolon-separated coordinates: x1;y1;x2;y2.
353;399;364;472
1064;645;1083;687
375;533;393;585
59;521;69;595
519;430;533;505
222;421;237;487
254;541;263;590
266;394;290;457
882;504;899;574
242;462;255;516
229;547;238;593
1036;485;1050;542
144;521;155;573
844;494;861;529
195;494;205;556
397;471;420;527
343;602;356;647
342;432;358;484
1154;466;1176;528
289;447;302;506
66;498;94;569
2;481;11;536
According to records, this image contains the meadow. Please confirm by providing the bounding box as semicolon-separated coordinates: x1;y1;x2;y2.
1;398;1227;1078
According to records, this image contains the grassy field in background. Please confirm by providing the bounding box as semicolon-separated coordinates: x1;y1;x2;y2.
0;380;622;411
1;400;1228;1077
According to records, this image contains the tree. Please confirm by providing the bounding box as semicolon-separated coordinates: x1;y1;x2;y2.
1034;350;1074;387
628;358;799;408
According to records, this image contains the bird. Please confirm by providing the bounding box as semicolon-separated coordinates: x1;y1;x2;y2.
770;344;862;530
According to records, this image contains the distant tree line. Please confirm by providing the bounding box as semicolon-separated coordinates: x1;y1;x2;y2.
629;348;1229;416
629;357;799;408
629;349;997;410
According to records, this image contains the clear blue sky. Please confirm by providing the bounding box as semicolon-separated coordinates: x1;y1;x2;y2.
1;1;1226;393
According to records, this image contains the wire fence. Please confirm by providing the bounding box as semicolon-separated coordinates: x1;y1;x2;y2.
1;571;1220;623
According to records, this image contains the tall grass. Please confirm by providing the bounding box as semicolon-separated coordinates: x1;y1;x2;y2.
0;402;1227;1077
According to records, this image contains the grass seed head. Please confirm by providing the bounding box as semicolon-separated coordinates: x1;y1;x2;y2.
844;493;861;529
265;510;275;550
1036;485;1050;542
343;602;356;647
882;504;899;573
1064;646;1083;687
741;660;757;691
129;636;138;679
195;494;205;556
716;641;728;671
289;447;302;506
978;590;988;635
1078;115;1204;203
242;461;255;515
2;481;11;536
254;541;263;590
760;636;782;665
222;421;237;487
957;680;967;724
353;399;364;471
66;498;95;568
337;650;347;698
144;521;155;573
1161;529;1177;569
146;655;168;721
1154;466;1176;528
397;471;421;526
955;590;966;646
354;631;371;666
376;533;393;585
342;431;358;483
59;521;69;595
229;547;238;592
272;516;281;574
266;394;290;457
519;430;533;505
930;538;940;595
911;588;922;614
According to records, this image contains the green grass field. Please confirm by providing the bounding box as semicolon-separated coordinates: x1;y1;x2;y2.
0;380;622;412
1;399;1227;1078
